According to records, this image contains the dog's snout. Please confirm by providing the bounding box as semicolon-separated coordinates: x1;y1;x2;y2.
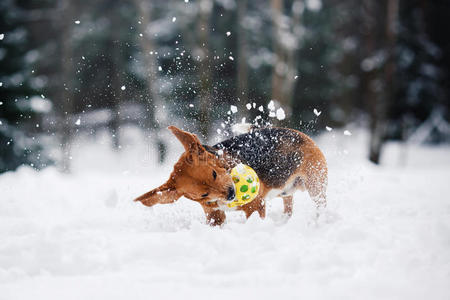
227;186;236;200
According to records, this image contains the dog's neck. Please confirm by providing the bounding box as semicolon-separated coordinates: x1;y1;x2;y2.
202;144;240;171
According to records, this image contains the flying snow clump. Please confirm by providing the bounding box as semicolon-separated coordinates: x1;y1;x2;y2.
246;103;252;110
344;130;352;136
121;86;126;91
226;32;231;36
75;118;81;126
267;100;275;111
313;108;321;116
326;126;333;131
0;34;4;40
30;96;52;113
172;17;177;22
74;20;80;24
229;56;234;61
230;105;238;114
276;108;286;120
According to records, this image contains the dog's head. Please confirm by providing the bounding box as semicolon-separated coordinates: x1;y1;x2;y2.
135;126;235;207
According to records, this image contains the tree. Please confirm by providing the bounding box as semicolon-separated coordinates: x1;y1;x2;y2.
0;0;52;173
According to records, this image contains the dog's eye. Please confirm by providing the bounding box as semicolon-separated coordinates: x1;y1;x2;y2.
212;170;217;180
201;193;209;198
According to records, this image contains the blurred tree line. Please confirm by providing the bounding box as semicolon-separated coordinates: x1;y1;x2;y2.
0;0;449;173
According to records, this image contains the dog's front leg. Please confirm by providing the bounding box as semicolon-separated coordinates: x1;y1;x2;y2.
238;185;268;220
201;205;226;226
239;196;266;219
134;182;180;207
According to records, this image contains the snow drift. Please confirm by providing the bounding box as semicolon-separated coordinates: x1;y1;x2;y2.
0;126;449;300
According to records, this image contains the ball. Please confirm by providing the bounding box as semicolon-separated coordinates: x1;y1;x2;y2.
227;163;260;208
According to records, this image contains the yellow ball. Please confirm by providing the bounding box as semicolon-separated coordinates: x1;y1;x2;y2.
227;163;260;208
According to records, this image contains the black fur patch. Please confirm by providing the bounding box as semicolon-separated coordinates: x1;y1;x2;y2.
210;128;304;188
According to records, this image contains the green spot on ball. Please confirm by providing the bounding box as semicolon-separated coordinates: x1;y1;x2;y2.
251;186;256;193
242;194;250;200
240;185;248;193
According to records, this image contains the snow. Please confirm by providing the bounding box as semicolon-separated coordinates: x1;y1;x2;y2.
326;126;332;131
74;20;80;25
276;107;285;120
268;100;275;111
344;130;352;136
172;17;177;23
29;96;52;113
121;85;126;91
228;56;234;61
75;118;81;126
230;105;238;113
313;108;322;116
306;0;322;12
0;127;449;300
246;103;252;110
0;33;4;40
226;31;231;37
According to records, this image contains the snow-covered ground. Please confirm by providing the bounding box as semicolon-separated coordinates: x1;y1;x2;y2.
1;126;450;300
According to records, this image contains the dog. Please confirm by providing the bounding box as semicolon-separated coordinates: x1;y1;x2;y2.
134;125;327;225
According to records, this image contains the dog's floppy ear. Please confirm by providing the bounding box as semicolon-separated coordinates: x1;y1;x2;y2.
134;181;180;207
168;125;205;154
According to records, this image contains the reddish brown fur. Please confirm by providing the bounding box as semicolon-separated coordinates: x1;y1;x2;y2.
134;126;327;226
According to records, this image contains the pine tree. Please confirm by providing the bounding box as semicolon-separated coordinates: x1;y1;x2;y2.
0;1;51;173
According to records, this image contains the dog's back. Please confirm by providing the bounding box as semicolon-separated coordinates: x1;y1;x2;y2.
212;128;303;188
209;127;327;207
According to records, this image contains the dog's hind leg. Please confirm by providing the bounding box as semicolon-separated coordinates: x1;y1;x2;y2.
282;195;293;217
305;175;327;210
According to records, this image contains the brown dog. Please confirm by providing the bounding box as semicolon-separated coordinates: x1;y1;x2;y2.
134;125;327;225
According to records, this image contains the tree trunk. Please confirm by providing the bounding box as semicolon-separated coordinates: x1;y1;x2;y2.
58;0;74;173
109;18;122;150
134;0;166;162
197;0;213;139
284;0;302;109
270;0;302;124
237;0;249;114
270;0;284;106
367;0;398;164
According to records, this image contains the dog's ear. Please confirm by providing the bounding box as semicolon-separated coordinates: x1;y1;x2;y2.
168;125;205;154
134;182;180;207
